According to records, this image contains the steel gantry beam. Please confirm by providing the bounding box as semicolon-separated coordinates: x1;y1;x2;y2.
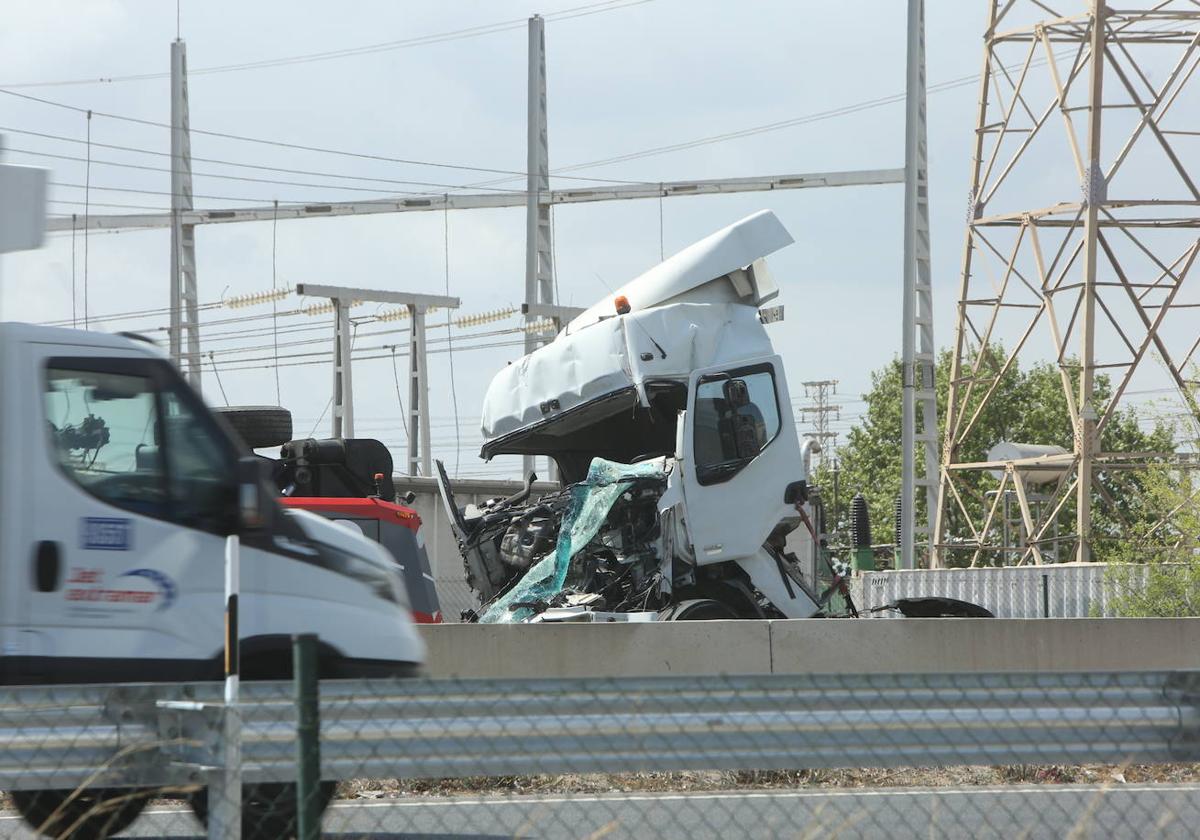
295;283;461;476
44;170;905;233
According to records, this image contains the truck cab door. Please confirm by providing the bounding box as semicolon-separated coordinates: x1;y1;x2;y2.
679;355;802;564
21;344;240;680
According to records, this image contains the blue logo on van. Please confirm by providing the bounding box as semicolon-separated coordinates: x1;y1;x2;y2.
81;517;132;551
118;569;177;611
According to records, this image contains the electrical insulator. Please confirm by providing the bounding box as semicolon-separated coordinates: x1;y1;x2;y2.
375;307;411;323
223;287;290;309
301;301;335;316
454;307;517;328
850;492;872;550
893;494;903;550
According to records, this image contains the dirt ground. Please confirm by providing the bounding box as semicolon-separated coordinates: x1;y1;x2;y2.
334;763;1200;799
3;764;1195;811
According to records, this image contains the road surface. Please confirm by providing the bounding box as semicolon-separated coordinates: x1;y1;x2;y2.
2;783;1197;838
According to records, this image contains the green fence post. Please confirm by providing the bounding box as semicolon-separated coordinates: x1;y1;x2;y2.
293;633;320;840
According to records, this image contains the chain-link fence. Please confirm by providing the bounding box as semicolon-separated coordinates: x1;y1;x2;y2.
2;663;1200;839
434;577;480;622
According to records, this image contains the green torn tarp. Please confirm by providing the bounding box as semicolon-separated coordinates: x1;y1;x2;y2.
479;457;667;623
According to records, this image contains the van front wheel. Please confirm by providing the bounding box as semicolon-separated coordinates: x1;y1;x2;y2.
11;788;150;840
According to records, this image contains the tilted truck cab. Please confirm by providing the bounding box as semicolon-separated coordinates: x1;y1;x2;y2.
0;322;425;683
439;210;827;622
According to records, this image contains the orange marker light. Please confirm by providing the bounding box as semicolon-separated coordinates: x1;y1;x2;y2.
614;295;631;315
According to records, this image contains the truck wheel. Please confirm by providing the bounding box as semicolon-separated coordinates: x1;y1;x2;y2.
213;406;294;449
11;788;150;840
187;781;336;840
659;598;740;620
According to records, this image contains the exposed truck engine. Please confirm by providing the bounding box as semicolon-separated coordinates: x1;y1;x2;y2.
438;211;989;623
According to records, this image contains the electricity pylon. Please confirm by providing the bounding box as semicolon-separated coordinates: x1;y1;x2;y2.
934;1;1200;568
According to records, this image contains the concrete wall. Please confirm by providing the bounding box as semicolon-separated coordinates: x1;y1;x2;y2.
419;618;1200;678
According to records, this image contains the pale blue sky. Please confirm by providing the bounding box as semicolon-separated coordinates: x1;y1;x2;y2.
2;1;1191;477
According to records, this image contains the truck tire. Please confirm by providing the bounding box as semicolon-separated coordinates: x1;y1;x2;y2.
659;598;740;620
214;406;294;449
187;781;336;840
11;788;150;840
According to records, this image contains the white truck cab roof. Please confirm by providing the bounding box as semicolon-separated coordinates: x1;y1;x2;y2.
479;211;794;458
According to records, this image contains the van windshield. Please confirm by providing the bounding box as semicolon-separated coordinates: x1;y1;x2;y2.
45;367;167;516
44;360;236;531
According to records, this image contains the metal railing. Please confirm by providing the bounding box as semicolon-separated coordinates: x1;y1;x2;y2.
2;669;1199;837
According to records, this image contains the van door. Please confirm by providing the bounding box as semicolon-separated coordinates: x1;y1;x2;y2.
679;355;802;563
22;344;239;681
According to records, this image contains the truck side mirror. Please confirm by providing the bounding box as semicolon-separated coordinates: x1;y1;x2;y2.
722;378;750;409
236;456;268;531
784;480;808;505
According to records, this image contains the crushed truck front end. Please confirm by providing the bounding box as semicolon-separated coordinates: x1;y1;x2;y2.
439;211;827;623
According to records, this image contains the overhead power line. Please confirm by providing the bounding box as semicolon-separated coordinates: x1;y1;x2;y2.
0;126;589;192
0;49;1032;198
6;146;537;196
49;180;300;205
0;89;647;188
0;1;653;88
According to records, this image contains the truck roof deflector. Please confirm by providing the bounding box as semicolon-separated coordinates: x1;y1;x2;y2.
566;209;794;334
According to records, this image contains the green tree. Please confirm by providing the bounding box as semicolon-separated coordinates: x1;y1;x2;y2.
815;350;1174;567
1105;415;1200;616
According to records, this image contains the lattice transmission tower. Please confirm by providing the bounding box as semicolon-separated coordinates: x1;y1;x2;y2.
934;1;1200;567
799;380;841;468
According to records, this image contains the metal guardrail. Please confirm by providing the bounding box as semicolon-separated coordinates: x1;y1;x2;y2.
1;671;1199;792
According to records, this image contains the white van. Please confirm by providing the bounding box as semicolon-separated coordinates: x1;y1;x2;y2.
0;322;425;837
0;322;425;681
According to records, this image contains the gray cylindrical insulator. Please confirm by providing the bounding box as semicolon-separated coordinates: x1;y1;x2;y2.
894;494;903;549
850;492;872;549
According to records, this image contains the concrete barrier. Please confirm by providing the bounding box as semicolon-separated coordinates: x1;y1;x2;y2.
419;618;1200;678
420;620;771;678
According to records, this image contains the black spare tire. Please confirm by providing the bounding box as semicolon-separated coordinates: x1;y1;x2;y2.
892;597;995;618
214;406;294;450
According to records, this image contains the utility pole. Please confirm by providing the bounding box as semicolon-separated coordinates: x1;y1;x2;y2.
296;284;460;476
524;14;554;481
798;380;841;468
934;0;1200;568
170;39;201;387
900;0;938;571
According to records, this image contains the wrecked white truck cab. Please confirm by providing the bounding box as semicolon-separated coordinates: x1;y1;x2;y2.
438;210;827;622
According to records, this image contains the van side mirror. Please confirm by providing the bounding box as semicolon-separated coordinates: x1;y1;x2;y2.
723;378;750;409
236;456;268;531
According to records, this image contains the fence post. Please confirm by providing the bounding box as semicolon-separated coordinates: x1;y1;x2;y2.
294;633;321;840
209;532;243;840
